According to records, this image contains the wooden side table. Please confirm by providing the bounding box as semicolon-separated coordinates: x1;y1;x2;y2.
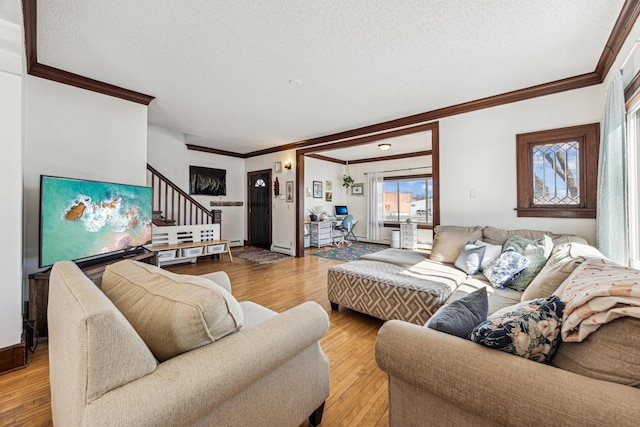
28;251;157;338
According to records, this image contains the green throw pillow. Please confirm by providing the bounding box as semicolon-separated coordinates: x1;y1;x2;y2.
503;235;553;291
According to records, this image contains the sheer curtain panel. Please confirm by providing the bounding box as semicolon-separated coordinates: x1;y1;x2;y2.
366;172;384;241
597;71;628;265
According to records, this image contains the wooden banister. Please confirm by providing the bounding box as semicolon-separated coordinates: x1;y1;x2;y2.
147;164;218;226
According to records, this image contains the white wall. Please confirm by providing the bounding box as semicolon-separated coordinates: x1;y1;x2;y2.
245;150;297;251
0;14;24;349
23;77;148;289
304;157;348;216
439;85;603;245
147;125;245;242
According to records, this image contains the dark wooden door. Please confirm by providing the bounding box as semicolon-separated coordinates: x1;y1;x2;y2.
248;170;271;249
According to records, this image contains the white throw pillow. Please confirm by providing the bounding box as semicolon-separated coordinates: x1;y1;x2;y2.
474;240;503;271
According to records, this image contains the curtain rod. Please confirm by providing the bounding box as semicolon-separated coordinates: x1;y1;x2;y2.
364;166;431;175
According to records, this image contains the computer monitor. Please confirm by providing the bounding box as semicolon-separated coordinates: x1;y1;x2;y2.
334;205;348;217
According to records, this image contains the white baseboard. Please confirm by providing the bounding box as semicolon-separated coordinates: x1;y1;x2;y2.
271;244;294;256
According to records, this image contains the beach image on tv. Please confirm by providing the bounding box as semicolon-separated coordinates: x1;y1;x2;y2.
40;176;153;267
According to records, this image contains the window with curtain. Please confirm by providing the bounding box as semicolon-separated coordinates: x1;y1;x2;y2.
515;123;599;218
627;102;640;268
383;175;433;226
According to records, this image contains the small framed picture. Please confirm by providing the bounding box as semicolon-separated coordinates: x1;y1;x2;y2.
326;180;332;191
313;181;322;198
305;187;312;197
286;181;294;203
274;162;282;173
326;191;332;202
352;183;364;195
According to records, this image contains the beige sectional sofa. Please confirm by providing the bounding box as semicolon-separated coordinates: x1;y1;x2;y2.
48;260;330;427
370;225;640;426
328;225;585;324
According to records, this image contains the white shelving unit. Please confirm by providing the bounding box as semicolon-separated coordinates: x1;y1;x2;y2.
400;223;418;250
309;221;333;248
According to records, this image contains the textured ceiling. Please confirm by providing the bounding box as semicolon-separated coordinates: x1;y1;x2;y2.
36;1;624;155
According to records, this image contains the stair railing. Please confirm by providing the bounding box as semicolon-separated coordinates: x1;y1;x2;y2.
147;164;217;226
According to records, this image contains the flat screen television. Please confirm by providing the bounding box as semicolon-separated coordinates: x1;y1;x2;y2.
39;175;153;268
335;205;348;216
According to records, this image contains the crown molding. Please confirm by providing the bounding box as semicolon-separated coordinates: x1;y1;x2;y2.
20;0;640;148
186;144;248;159
21;0;154;105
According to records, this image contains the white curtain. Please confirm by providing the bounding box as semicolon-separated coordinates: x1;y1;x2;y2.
366;172;384;241
597;71;628;265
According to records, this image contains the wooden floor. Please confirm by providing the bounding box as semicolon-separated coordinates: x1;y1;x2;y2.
0;248;389;427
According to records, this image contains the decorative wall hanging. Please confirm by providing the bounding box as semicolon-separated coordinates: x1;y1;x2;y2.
190;166;226;196
286;181;294;203
313;181;322;198
274;176;280;196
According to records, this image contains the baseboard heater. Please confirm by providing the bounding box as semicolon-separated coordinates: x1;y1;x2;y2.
271;244;294;256
228;240;243;247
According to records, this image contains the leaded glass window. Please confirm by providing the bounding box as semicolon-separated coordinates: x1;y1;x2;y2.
516;123;599;218
532;141;580;205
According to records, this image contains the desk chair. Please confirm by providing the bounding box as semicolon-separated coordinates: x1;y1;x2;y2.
346;219;359;242
332;215;353;247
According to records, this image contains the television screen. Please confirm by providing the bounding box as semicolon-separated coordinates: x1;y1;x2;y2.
335;205;348;216
39;175;153;268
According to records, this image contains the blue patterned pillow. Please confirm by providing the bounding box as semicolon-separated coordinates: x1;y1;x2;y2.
483;248;529;288
469;295;565;363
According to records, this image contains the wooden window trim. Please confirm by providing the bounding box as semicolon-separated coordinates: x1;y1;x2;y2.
516;123;599;218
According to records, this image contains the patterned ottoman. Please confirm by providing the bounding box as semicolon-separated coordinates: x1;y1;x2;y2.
327;260;463;325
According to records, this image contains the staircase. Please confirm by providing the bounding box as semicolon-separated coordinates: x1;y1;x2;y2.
147;164;220;226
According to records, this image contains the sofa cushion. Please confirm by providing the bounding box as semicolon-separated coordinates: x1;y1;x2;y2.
551;317;640;388
483;249;529;288
430;225;483;263
521;242;603;301
469;295;564;363
102;260;244;362
474;240;502;271
503;235;553;291
426;288;488;338
481;226;553;246
454;242;486;275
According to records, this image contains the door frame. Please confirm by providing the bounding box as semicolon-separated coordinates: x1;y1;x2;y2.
247;169;273;248
295;121;440;257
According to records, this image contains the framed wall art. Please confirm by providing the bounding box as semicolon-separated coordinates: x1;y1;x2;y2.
286;181;294;203
189;166;226;196
313;181;322;198
352;183;364;195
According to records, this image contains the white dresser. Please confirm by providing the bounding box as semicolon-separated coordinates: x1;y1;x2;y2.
400;223;418;250
309;221;333;248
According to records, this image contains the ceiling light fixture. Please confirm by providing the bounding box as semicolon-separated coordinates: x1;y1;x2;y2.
378;143;391;151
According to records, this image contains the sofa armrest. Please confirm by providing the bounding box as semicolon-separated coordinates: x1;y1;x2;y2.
85;301;329;426
376;320;640;427
199;270;232;293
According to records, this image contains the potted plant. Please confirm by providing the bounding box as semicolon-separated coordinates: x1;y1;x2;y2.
307;209;318;222
342;174;355;189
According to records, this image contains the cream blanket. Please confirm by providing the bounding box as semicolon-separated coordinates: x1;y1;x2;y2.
560;258;640;342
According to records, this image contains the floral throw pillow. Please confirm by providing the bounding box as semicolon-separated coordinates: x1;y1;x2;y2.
469;295;565;363
483;248;530;288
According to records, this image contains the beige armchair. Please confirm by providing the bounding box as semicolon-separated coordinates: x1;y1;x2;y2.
48;261;330;426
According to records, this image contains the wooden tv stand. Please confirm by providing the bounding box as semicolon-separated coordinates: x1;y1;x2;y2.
28;251;157;338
